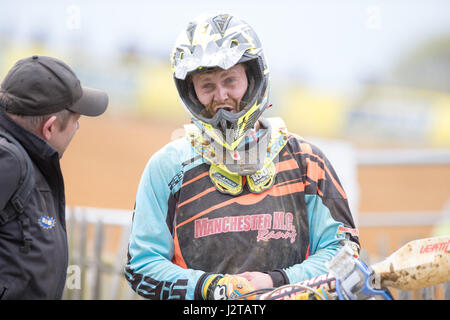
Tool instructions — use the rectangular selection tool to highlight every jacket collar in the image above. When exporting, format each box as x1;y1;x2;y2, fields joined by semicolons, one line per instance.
0;108;60;165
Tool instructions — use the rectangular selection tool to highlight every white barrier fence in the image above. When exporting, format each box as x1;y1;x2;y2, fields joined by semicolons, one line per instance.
64;206;137;300
62;205;449;300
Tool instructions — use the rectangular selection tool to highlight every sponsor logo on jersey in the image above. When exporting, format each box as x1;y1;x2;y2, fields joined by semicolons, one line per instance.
194;211;297;243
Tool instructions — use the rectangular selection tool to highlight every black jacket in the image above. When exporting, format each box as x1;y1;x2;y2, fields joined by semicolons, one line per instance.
0;109;68;299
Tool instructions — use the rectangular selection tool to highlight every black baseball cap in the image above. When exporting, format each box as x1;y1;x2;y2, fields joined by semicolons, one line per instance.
0;55;108;116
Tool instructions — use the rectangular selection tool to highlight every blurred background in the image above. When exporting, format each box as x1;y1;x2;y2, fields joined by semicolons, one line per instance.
0;0;449;299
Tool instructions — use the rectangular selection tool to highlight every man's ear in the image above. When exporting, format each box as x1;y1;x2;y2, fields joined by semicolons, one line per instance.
41;115;58;141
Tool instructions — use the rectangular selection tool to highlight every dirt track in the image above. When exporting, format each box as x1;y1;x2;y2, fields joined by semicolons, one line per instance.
61;113;450;258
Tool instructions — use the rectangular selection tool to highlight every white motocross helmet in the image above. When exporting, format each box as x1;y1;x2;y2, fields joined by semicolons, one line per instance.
170;12;270;152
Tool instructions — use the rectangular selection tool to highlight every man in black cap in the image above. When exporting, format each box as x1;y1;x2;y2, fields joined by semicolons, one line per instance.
0;55;108;299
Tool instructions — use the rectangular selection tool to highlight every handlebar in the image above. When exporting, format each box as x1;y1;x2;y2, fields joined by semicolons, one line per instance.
230;244;393;300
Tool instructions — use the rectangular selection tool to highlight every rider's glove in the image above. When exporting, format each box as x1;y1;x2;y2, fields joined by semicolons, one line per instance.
202;274;255;300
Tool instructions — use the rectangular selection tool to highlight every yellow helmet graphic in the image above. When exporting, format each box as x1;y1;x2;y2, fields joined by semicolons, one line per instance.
171;12;270;151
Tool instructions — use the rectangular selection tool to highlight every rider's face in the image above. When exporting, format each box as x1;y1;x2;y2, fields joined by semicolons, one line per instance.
191;64;248;117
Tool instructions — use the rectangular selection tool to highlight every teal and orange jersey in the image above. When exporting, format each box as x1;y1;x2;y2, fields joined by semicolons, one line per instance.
125;132;359;300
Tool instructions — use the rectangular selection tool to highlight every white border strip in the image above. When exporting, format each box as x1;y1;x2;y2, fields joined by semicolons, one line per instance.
66;206;133;226
66;206;446;228
356;149;450;165
358;211;444;227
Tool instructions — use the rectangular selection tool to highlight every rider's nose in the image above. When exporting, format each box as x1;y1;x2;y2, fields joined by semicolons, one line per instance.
214;85;228;102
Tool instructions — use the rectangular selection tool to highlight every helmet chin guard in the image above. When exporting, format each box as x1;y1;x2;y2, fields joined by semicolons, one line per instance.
185;117;289;195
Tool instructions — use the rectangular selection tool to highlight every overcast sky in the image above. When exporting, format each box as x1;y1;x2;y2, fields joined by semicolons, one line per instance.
1;0;450;88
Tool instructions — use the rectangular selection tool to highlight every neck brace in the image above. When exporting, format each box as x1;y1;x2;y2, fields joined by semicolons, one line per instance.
185;117;289;195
